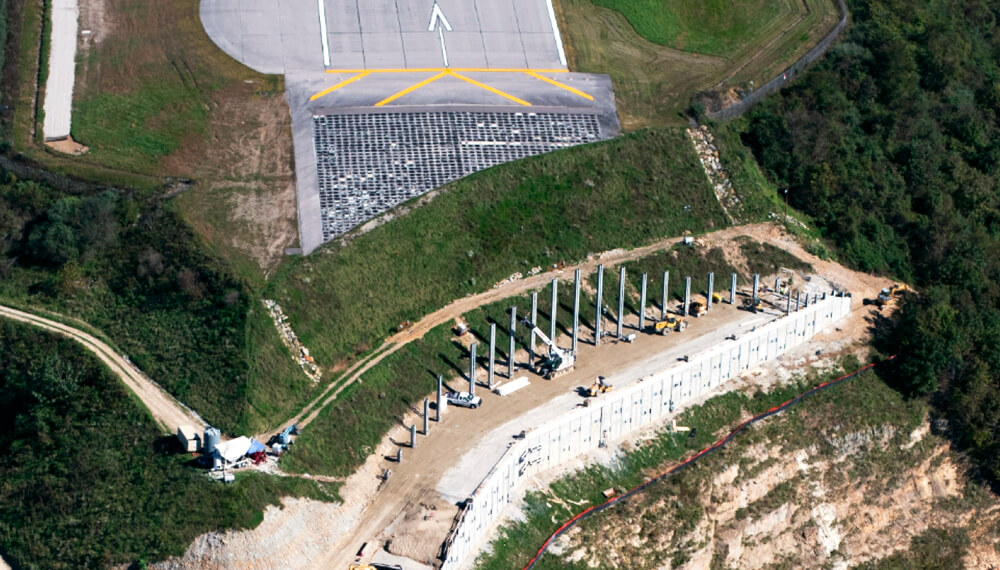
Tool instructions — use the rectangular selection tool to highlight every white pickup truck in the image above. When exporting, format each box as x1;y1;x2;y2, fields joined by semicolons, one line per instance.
445;391;482;409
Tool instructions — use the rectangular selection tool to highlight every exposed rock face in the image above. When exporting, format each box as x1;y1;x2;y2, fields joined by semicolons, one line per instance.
550;417;999;569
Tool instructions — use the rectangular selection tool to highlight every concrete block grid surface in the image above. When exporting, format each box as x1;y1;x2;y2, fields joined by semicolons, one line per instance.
440;294;854;568
312;108;602;241
43;0;80;140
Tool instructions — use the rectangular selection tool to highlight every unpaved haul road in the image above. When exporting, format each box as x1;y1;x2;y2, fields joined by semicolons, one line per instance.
0;305;206;433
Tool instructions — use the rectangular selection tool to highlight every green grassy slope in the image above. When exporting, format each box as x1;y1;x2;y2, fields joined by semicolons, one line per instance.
269;129;728;370
0;319;337;569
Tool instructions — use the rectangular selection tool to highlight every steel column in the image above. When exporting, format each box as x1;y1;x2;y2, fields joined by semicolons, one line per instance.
572;269;581;352
639;273;648;331
530;293;538;366
423;398;429;434
731;273;737;304
508;307;516;378
617;266;626;338
550;278;558;343
796;291;801;311
684;277;691;317
469;343;477;395
662;270;669;319
436;374;444;421
707;272;714;309
488;323;496;389
753;274;760;303
410;424;416;448
595;265;604;345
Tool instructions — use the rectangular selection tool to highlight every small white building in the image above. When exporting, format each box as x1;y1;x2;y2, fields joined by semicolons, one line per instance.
176;425;200;452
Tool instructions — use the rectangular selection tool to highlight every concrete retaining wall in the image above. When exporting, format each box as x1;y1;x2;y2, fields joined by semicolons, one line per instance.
441;293;853;568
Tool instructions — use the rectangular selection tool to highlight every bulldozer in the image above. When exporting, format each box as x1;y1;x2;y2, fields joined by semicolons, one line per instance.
587;376;613;397
875;283;911;308
653;315;687;334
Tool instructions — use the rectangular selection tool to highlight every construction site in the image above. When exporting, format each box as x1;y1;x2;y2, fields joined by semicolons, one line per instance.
146;225;896;570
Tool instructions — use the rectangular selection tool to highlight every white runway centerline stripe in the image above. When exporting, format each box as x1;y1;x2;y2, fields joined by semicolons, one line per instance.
438;27;449;67
317;0;331;67
545;0;567;67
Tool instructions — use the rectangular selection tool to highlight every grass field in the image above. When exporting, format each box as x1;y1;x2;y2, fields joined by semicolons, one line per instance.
557;0;842;127
587;0;791;56
266;128;727;371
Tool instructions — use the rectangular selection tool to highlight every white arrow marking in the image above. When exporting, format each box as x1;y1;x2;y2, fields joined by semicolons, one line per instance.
428;3;452;67
438;27;449;67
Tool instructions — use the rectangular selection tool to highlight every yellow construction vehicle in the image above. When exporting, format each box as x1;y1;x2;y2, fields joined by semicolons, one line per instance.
689;300;707;317
349;563;402;570
742;297;764;313
712;292;722;304
587;376;613;397
653;316;688;334
875;284;911;308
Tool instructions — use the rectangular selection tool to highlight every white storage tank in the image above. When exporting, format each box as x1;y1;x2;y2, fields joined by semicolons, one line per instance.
204;427;221;455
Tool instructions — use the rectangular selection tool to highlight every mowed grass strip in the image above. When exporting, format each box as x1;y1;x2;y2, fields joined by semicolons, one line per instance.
586;0;793;56
268;128;728;369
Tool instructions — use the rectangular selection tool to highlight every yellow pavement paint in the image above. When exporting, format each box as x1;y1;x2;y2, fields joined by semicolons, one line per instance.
325;67;569;74
525;71;594;101
309;71;371;101
374;71;450;107
448;71;531;106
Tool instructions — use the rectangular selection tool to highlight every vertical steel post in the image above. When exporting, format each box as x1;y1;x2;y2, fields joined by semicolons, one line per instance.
786;290;792;314
731;273;737;304
796;291;801;311
752;274;760;303
595;265;604;345
617;266;626;338
436;374;444;421
550;278;558;343
572;269;581;352
684;277;691;317
508;307;516;378
662;270;669;319
410;424;416;448
639;273;648;331
530;293;538;366
488;323;496;389
423;398;429;434
396;448;402;463
707;272;714;309
775;277;780;294
469;343;477;395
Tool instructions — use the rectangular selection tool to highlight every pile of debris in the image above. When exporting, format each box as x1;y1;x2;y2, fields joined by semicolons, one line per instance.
263;299;322;384
687;126;739;222
493;271;524;289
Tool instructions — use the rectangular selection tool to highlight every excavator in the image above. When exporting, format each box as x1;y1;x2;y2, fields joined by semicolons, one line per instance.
742;297;764;313
875;283;911;309
587;376;613;397
522;319;576;379
653;315;688;334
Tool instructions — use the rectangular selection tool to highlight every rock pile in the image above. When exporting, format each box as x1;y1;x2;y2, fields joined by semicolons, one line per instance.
263;299;322;384
688;126;739;222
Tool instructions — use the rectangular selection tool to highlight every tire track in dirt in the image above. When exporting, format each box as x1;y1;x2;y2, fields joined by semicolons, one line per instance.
0;305;206;433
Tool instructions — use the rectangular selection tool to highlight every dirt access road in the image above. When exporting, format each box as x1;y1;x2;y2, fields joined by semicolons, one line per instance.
0;305;206;433
263;222;881;442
